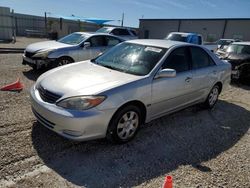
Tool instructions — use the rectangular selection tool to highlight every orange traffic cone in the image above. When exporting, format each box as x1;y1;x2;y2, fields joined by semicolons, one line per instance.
0;78;24;92
163;175;173;188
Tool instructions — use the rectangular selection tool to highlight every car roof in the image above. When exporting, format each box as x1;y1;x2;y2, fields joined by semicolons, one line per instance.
73;32;124;38
231;41;250;45
127;39;189;48
219;39;235;41
100;26;134;30
169;32;202;36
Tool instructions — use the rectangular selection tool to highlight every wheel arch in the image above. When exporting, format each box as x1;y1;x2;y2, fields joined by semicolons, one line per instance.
110;100;147;125
214;81;223;94
57;55;75;62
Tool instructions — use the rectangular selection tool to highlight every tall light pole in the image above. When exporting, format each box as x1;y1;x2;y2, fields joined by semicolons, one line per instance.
121;12;124;27
44;12;51;36
45;12;47;35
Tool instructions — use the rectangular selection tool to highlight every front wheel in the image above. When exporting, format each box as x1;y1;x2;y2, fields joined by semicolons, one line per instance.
107;105;142;144
203;84;220;109
54;57;73;67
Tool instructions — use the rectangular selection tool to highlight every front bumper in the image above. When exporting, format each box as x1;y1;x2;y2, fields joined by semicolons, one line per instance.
30;85;116;141
22;54;55;69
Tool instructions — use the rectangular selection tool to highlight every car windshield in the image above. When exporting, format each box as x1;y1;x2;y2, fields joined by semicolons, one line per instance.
227;44;250;54
94;42;167;76
96;27;112;33
58;33;87;45
166;34;187;42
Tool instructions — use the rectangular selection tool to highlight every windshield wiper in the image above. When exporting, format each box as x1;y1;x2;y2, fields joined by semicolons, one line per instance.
101;64;117;70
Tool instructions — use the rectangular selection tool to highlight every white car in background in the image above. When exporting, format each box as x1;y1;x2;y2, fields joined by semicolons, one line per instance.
96;26;138;40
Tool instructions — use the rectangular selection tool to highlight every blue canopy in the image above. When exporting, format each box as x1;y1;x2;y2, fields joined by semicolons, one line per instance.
54;15;113;25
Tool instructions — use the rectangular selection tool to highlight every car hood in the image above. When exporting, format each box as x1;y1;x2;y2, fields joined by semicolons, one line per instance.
37;61;141;98
25;40;72;53
226;52;250;61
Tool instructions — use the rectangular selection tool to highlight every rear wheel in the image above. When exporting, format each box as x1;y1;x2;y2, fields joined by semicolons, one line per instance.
107;105;141;144
203;84;220;109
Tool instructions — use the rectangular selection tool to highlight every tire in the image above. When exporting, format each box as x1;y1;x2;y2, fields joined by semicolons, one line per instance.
54;57;73;67
202;84;220;109
106;105;142;144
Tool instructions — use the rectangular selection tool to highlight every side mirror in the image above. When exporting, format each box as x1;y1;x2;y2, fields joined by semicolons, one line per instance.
155;68;176;79
83;42;91;48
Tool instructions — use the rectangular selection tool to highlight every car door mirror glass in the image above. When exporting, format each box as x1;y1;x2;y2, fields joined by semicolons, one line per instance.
155;68;176;79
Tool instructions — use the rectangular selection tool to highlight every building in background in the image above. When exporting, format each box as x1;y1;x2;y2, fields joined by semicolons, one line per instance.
0;6;13;41
139;18;250;42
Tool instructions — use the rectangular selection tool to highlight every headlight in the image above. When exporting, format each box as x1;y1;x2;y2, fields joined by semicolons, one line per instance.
32;49;54;58
56;96;106;110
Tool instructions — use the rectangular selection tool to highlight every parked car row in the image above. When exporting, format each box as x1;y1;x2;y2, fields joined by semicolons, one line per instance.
163;31;250;81
26;29;231;143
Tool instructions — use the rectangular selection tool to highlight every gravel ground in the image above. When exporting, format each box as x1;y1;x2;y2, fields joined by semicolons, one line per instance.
0;37;48;49
0;53;249;188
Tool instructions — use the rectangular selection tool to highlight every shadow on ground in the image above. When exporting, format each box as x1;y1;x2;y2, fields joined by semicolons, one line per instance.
23;68;47;81
31;100;250;187
231;79;250;90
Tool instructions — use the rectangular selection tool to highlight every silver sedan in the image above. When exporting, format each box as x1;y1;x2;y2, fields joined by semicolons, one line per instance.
30;40;231;143
23;32;124;69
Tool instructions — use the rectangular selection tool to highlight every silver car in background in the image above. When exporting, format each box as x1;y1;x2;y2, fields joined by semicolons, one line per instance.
30;40;231;143
23;32;124;69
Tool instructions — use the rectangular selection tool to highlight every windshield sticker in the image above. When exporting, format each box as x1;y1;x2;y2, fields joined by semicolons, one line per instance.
145;47;162;53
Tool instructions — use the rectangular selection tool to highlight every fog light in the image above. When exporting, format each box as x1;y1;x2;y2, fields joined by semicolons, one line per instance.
63;130;83;137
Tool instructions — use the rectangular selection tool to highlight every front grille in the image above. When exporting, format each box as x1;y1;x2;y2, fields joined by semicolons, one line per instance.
38;85;62;103
25;51;35;58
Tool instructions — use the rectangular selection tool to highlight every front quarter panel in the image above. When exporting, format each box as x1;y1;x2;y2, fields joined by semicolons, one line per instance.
96;77;151;118
48;46;79;61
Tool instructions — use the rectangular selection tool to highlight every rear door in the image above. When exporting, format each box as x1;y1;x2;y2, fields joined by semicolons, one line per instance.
189;46;218;100
151;47;194;118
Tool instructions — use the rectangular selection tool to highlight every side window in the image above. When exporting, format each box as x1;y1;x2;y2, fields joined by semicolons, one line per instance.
106;36;121;46
111;28;130;36
162;47;190;73
130;30;137;36
87;36;106;47
190;47;215;69
111;29;119;35
198;36;202;45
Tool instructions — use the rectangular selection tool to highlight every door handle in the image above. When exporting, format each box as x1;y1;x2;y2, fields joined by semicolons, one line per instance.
185;77;192;82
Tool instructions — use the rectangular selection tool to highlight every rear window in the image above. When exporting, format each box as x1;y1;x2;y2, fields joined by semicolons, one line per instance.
166;34;187;42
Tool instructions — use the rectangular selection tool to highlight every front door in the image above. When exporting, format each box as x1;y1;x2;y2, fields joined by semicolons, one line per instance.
151;47;194;119
78;36;107;61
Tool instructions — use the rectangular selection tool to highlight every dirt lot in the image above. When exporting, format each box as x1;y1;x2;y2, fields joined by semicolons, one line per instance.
0;53;249;188
0;37;48;49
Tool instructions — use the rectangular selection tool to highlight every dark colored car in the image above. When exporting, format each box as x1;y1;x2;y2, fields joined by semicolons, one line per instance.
220;42;250;81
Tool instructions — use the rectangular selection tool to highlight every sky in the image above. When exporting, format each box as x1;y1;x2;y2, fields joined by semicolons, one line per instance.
1;0;250;27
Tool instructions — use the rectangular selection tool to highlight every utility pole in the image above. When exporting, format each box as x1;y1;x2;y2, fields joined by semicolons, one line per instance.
121;12;124;27
11;9;16;43
45;12;47;37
